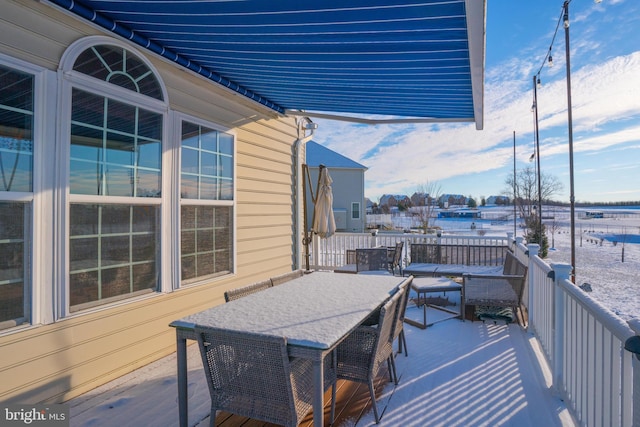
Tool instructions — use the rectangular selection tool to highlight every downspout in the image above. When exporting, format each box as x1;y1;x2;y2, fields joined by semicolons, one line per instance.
294;117;317;270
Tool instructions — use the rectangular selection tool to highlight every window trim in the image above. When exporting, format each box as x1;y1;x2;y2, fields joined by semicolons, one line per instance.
172;111;237;289
351;202;361;220
58;38;170;318
0;52;55;330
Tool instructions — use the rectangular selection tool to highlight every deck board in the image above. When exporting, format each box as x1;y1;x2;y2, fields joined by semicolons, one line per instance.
68;304;572;427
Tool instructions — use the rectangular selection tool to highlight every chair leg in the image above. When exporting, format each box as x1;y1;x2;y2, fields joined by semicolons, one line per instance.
386;358;394;382
209;407;216;427
330;383;337;425
368;380;380;423
389;356;398;385
398;329;409;357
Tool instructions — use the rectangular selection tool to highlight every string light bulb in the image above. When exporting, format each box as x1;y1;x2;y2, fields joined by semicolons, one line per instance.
537;77;541;88
548;55;553;67
563;9;570;28
531;102;536;112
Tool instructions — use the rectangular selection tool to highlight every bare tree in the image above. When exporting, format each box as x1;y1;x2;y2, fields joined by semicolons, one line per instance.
504;167;562;257
503;166;563;220
547;207;561;248
414;181;442;234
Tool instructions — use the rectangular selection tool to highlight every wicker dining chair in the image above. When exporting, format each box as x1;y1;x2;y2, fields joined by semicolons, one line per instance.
196;326;335;427
223;279;272;302
332;289;402;423
270;269;304;286
356;248;389;273
393;276;413;357
388;241;404;276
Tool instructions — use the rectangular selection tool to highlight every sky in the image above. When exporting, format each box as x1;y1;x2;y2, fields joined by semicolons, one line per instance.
310;0;640;204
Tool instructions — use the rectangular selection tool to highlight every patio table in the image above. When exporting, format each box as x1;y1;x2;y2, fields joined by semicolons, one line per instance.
170;271;406;427
405;277;463;329
403;263;502;277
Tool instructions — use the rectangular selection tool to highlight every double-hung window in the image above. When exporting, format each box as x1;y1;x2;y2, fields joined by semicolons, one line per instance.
66;43;165;312
179;121;234;283
0;64;34;329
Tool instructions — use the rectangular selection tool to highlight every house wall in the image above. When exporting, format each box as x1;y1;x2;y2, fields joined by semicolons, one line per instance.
306;167;365;233
0;0;300;404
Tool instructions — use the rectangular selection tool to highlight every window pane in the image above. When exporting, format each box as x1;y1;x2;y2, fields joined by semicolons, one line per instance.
73;45;163;101
0;65;34;193
200;128;217;152
71;89;162;197
180;121;234;201
0;202;29;328
69;203;159;312
218;133;233;156
181;206;233;282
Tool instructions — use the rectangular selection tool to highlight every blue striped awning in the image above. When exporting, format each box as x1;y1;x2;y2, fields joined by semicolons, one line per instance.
48;0;485;129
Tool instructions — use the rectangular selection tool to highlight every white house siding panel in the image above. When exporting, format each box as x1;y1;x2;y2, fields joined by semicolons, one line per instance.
0;0;299;404
306;167;366;233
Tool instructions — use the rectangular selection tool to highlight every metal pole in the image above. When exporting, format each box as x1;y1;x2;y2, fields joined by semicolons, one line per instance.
513;131;517;236
533;75;543;244
564;1;577;283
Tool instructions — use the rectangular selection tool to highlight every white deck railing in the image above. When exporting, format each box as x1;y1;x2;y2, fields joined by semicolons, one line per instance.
310;232;640;426
310;232;509;270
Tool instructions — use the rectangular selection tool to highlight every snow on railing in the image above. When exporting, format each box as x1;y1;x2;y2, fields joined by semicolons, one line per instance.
524;246;636;427
310;232;510;270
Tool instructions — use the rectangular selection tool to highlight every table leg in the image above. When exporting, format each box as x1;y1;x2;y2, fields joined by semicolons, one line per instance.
313;357;324;426
176;333;188;427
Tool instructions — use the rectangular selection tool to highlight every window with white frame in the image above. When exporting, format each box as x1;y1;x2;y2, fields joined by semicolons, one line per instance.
180;121;234;283
0;64;33;329
67;44;164;312
351;202;360;219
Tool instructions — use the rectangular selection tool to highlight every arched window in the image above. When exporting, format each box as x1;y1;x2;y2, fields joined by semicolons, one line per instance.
63;39;166;313
72;44;163;100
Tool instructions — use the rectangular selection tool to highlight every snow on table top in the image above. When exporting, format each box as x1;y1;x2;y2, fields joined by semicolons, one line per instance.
175;272;406;349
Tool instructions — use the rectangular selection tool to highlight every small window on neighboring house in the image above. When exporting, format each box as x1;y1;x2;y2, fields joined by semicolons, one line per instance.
0;64;34;329
180;121;234;283
351;202;360;219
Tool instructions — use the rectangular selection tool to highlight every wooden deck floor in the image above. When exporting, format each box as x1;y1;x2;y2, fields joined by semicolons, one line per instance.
69;303;573;427
211;374;391;426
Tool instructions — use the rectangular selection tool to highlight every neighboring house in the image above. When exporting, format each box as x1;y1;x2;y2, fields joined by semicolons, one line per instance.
0;0;484;407
487;195;510;205
379;194;411;209
305;141;368;232
439;194;468;207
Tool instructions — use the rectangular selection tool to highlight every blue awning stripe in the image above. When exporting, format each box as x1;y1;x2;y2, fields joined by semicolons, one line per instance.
49;0;285;114
46;0;484;122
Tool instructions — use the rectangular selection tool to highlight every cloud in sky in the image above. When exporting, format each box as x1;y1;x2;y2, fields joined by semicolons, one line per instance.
310;0;640;203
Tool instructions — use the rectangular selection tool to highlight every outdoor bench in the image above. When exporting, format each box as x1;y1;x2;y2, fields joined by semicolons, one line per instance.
403;242;509;277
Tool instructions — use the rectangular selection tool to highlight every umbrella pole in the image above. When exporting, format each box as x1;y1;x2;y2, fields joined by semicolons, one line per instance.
302;164;313;271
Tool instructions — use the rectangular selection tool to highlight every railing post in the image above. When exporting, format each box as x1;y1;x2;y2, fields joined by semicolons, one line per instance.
551;262;572;394
626;318;640;427
370;229;378;248
526;244;539;330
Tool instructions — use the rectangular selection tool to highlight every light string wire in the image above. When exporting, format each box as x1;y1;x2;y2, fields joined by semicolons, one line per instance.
534;1;569;81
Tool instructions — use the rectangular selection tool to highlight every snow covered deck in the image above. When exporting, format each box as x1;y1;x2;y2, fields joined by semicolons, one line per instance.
68;305;575;427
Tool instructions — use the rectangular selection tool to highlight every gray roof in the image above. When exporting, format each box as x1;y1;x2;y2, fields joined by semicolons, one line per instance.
306;141;367;170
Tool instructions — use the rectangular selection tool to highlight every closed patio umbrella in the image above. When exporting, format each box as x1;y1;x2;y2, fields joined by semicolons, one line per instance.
303;164;336;270
312;166;336;239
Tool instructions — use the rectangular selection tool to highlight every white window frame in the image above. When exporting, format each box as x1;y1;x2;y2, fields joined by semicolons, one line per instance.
0;52;56;332
57;37;170;318
351;202;361;220
172;112;237;289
